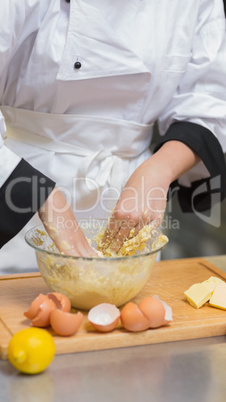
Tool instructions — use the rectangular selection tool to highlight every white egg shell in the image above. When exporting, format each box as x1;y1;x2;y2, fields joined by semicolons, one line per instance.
88;303;120;332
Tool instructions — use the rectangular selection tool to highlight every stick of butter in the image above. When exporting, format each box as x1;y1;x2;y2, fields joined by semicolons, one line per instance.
209;282;226;310
184;276;224;309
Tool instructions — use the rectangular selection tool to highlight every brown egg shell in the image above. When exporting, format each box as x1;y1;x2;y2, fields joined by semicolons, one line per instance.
138;296;166;328
24;293;48;319
88;303;120;333
47;292;71;312
50;309;83;336
120;302;150;332
31;298;57;327
153;296;173;325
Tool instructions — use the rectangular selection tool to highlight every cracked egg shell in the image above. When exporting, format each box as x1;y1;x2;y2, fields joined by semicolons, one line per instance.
24;294;48;320
47;292;71;312
120;302;150;332
88;303;120;332
152;295;173;324
138;296;166;328
50;309;83;336
31;298;57;327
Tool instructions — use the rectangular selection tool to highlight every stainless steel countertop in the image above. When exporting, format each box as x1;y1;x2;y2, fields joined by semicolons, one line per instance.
1;255;226;402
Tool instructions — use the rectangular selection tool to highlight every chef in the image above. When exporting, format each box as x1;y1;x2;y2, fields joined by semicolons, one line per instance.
0;0;226;271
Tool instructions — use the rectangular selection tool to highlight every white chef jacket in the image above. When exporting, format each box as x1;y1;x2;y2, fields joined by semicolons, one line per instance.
0;0;226;271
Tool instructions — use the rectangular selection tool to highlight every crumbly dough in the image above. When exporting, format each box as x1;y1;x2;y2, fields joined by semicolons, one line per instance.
96;225;168;257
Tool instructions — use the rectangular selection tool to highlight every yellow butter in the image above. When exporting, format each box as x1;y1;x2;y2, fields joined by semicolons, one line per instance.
184;276;224;309
209;282;226;310
205;276;224;286
184;283;213;309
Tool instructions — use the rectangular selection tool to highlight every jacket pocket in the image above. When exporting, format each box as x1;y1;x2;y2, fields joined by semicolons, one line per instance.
158;53;192;96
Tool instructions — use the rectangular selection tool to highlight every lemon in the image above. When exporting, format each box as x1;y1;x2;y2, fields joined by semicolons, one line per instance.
8;327;55;374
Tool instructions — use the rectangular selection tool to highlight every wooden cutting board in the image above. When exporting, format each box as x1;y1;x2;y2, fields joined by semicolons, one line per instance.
1;257;226;360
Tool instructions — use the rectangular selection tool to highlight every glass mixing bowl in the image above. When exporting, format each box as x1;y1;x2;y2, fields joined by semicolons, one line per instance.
25;219;168;310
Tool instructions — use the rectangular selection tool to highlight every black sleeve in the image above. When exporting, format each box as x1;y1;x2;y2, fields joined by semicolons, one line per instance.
0;158;56;248
154;121;226;212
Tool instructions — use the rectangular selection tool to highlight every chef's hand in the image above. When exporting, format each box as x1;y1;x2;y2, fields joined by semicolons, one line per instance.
102;140;200;254
38;187;96;257
101;160;167;254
